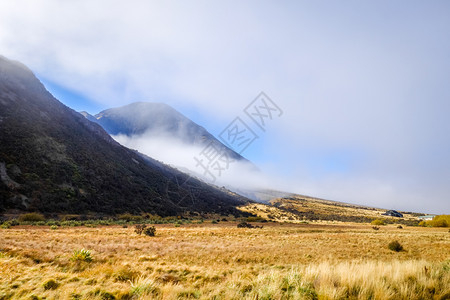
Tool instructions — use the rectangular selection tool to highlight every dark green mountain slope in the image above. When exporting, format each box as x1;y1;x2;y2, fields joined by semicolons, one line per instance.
0;56;248;215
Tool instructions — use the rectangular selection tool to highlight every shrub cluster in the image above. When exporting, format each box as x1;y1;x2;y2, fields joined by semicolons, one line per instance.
371;219;385;226
237;222;263;229
135;224;156;236
419;215;450;227
18;213;45;222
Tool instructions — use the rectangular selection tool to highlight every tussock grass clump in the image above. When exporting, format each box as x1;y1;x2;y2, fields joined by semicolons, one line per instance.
388;240;404;252
42;279;59;290
71;249;93;262
130;276;160;298
18;212;45;222
114;266;140;282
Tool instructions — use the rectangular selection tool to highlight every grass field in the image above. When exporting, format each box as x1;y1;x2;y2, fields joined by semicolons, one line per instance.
1;222;449;299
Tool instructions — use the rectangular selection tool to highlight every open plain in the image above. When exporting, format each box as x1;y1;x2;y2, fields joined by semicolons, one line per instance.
1;222;449;299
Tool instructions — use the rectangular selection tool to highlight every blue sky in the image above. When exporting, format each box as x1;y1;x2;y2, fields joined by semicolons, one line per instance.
1;0;449;213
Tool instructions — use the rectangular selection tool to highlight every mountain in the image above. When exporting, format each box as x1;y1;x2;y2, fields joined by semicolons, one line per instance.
83;102;249;163
0;55;249;215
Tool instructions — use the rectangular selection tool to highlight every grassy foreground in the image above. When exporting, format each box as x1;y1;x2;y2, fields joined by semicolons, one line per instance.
1;222;449;299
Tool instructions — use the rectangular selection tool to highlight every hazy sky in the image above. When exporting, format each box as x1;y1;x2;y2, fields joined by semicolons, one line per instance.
1;0;449;213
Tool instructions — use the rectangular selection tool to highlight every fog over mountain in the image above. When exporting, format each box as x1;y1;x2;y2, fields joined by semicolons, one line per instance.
81;102;270;192
0;55;249;215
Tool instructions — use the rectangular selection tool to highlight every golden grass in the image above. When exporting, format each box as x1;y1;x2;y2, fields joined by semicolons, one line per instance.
0;223;449;299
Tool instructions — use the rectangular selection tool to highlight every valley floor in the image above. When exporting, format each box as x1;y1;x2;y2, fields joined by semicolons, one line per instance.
1;222;449;299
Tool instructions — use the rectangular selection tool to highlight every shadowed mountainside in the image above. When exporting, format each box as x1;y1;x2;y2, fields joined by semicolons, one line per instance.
0;55;249;216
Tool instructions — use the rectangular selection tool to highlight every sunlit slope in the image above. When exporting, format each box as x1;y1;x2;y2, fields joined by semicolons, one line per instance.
239;194;420;224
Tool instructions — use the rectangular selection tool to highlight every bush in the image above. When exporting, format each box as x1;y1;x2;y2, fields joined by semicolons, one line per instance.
50;225;58;230
371;219;385;226
428;215;450;227
135;224;146;235
42;279;59;290
237;222;254;228
372;226;380;230
419;221;427;227
237;222;263;229
1;221;12;229
18;213;45;222
388;240;404;252
71;249;93;262
144;226;156;237
135;224;156;236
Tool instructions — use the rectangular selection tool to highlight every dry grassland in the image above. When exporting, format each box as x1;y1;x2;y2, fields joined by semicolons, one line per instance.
238;196;419;223
1;223;449;299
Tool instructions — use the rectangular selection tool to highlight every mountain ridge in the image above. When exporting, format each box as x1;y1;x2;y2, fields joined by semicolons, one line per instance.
0;55;249;216
82;102;250;163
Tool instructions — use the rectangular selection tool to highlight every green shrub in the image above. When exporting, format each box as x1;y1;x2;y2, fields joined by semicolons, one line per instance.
371;219;385;226
388;240;403;252
1;221;12;229
418;220;427;227
18;213;45;222
42;279;59;290
71;249;93;262
50;225;58;230
429;215;450;227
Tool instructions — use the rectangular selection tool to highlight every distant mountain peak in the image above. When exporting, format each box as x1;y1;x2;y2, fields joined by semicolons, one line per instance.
82;101;249;163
